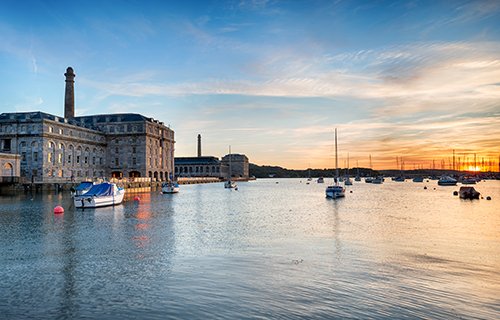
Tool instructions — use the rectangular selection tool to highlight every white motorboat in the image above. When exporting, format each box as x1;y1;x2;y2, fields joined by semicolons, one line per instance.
326;128;345;199
162;181;180;193
74;182;125;208
326;183;345;199
438;176;457;186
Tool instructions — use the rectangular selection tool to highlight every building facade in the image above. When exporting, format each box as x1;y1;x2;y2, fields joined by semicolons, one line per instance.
174;134;249;179
0;152;20;184
0;67;174;183
221;154;249;179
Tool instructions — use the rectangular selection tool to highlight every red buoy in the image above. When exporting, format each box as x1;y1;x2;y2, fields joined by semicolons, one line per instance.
54;206;64;214
134;196;141;201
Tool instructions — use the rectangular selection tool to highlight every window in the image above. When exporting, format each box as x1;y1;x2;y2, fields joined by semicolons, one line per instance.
68;155;71;163
48;126;53;133
33;152;38;162
132;147;136;153
59;128;63;134
21;152;26;162
48;153;53;163
58;154;63;163
1;139;11;151
92;157;96;165
76;156;80;164
115;158;119;166
115;147;119;153
132;158;137;165
84;156;88;164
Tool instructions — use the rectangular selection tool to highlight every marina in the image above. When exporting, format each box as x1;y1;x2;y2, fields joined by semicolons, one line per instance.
1;178;499;319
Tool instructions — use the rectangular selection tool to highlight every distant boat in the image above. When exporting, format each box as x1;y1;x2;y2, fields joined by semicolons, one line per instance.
344;153;353;185
394;176;405;182
317;177;324;183
162;181;180;194
354;161;361;181
372;176;383;184
225;146;237;189
438;176;457;186
74;182;125;208
344;177;353;185
412;177;424;182
365;177;374;183
326;128;345;199
459;186;480;199
461;177;477;184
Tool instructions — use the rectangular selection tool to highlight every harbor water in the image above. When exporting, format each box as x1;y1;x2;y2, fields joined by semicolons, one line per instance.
1;179;499;319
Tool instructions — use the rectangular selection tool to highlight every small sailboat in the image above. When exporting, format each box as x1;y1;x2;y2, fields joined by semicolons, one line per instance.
225;146;237;189
354;161;361;181
344;153;353;185
74;182;125;208
326;128;345;199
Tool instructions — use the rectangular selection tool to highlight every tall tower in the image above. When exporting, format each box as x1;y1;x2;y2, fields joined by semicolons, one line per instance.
64;67;75;118
197;134;202;157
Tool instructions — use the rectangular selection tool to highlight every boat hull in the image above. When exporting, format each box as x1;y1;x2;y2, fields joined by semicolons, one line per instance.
74;190;125;208
162;186;180;193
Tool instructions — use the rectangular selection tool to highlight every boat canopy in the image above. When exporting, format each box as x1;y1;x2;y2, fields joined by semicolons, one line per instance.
75;181;93;191
82;183;114;196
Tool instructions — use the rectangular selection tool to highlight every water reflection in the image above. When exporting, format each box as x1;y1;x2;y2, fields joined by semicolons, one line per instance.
0;180;499;319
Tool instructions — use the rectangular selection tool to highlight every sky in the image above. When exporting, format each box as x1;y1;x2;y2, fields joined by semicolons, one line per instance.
1;0;499;170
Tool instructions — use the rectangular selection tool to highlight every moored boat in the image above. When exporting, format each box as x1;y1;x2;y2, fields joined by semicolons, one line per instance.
317;177;324;183
74;182;125;208
438;176;457;186
326;128;345;199
459;186;480;199
412;177;424;182
162;181;180;193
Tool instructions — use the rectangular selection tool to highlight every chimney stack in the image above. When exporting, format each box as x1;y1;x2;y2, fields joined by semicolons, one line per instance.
197;134;202;157
64;67;75;118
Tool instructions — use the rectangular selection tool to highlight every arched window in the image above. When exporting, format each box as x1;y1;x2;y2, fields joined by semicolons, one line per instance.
48;141;55;164
58;143;65;164
2;163;13;177
76;146;82;164
68;145;74;164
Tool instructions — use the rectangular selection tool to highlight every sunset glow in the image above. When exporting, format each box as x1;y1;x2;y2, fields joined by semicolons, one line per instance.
0;1;499;170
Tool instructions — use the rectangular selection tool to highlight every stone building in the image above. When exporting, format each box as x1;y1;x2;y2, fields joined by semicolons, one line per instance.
0;67;174;183
221;154;249;179
174;134;249;179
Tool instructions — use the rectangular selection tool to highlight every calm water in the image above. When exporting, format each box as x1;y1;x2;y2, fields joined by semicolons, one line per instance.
1;179;499;319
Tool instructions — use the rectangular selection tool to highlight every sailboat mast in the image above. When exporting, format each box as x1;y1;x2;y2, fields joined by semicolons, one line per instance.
229;145;232;179
335;128;339;178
